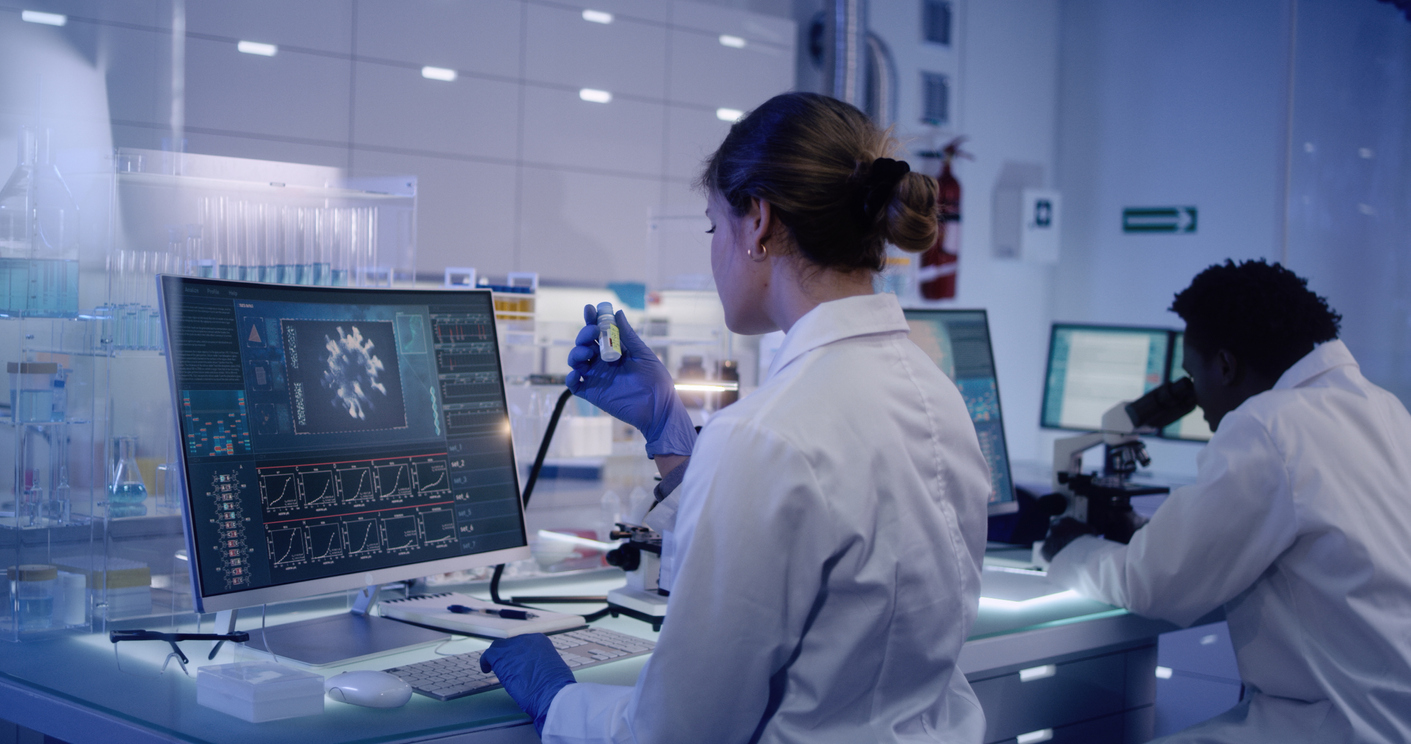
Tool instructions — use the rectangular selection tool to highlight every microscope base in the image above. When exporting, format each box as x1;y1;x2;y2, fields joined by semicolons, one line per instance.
606;587;668;632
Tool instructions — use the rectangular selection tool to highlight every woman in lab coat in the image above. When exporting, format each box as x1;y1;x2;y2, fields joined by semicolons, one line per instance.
481;92;993;743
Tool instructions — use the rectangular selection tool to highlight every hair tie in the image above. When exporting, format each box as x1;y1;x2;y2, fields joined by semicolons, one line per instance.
855;157;911;223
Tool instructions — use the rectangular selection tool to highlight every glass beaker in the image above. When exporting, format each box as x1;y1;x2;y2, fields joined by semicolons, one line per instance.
9;564;57;632
108;436;148;518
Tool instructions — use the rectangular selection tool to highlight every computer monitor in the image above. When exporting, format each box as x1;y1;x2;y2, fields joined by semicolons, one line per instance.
1041;323;1171;432
159;276;530;663
1162;332;1214;441
904;309;1017;516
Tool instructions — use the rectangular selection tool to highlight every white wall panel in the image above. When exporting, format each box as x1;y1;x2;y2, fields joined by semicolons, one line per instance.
185;37;351;143
355;150;519;279
545;0;669;25
654;181;713;289
671;1;793;47
185;0;353;55
182;131;351;168
664;104;728;181
355;0;521;79
668;28;791;111
518;167;660;285
524;3;666;99
353;61;520;160
98;24;168;127
20;0;163;28
521;86;663;176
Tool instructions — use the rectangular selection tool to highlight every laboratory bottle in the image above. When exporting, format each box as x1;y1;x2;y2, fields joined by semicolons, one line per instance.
108;436;149;518
597;302;622;362
677;355;707;409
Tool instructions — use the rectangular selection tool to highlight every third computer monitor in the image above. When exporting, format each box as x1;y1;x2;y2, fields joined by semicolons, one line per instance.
1041;323;1211;442
1041;323;1171;432
904;309;1017;515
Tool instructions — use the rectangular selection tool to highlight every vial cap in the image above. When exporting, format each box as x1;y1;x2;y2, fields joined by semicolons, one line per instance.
8;564;58;582
596;302;614;317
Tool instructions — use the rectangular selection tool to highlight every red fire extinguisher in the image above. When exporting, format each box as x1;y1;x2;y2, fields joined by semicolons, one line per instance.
919;137;971;300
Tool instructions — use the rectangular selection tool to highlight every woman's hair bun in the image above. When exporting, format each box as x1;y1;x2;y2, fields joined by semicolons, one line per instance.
698;92;940;273
882;172;939;254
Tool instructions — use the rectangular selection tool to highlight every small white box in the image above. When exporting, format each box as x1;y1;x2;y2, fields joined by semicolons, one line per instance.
197;661;325;722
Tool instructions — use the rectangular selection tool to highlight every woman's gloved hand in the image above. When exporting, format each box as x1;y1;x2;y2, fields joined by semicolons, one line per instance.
566;304;697;458
480;634;575;736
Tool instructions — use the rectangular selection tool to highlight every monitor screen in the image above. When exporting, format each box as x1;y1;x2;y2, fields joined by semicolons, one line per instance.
1162;332;1214;441
904;309;1017;515
1041;324;1171;431
160;277;530;613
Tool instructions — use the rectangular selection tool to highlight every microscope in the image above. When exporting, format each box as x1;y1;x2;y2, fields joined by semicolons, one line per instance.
604;523;669;631
1046;378;1197;544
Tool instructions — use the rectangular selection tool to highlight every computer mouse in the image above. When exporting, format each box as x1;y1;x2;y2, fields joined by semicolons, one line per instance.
324;670;413;708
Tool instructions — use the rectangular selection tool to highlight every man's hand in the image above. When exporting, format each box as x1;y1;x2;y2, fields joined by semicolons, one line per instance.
1041;517;1100;562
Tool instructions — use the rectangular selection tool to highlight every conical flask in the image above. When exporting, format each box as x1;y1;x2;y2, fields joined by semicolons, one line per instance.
108;436;148;518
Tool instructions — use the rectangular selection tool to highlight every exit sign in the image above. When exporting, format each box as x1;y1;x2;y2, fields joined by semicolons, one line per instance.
1123;207;1197;233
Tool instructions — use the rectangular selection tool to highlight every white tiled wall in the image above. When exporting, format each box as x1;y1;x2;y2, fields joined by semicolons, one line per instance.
3;0;795;288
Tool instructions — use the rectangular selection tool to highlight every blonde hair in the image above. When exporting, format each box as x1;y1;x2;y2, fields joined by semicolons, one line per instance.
699;92;937;271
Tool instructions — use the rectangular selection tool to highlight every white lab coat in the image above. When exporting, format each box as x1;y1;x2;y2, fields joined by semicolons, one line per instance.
543;293;991;744
1048;340;1411;743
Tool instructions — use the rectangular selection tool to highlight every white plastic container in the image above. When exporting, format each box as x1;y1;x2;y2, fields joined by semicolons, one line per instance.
196;661;325;722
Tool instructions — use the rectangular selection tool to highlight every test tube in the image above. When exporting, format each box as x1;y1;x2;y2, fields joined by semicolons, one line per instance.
276;206;295;284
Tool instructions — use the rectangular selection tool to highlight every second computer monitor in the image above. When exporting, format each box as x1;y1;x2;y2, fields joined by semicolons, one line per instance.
1041;323;1171;432
904;309;1017;515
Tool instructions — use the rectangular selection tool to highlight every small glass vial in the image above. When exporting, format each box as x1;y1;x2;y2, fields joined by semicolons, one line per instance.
108;436;149;518
9;564;57;632
597;302;622;362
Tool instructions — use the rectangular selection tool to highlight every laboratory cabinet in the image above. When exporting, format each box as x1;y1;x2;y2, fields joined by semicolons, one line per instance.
968;642;1158;744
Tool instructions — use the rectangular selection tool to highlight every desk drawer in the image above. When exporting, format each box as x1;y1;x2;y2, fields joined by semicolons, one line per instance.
995;709;1130;744
973;652;1127;743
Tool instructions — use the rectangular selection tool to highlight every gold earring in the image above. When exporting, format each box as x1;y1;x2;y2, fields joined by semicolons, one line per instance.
749;242;769;262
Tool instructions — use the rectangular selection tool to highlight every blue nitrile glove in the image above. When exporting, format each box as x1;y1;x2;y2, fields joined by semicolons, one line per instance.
565;304;697;458
480;634;576;736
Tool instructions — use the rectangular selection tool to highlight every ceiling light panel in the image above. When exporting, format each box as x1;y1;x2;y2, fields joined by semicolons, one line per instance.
237;40;278;57
579;88;612;104
21;10;67;26
582;9;613;24
421;66;457;82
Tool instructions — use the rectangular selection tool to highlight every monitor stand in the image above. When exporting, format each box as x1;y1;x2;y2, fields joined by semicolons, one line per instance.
214;585;450;667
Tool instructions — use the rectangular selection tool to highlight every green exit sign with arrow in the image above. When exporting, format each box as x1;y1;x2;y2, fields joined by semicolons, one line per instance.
1123;207;1197;233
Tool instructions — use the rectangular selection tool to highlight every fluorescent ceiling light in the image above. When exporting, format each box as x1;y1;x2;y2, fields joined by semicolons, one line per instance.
237;40;278;57
719;34;746;48
716;108;744;122
538;530;616;552
582;9;613;24
579;88;612;104
421;66;457;82
21;10;67;26
1017;730;1053;744
1155;666;1173;679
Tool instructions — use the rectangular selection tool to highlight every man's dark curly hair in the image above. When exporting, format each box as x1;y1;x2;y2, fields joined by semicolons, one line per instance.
1171;259;1341;379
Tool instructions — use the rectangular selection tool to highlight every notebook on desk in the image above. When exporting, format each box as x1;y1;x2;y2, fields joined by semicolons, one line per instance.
379;593;585;638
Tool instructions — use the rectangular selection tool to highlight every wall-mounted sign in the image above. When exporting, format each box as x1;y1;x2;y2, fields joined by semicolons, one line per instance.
1123;207;1197;233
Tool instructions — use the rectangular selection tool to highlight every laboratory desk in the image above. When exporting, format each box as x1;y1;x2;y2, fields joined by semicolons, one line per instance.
0;562;1173;744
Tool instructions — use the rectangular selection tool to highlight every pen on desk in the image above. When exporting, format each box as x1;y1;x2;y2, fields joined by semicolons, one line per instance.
447;604;538;620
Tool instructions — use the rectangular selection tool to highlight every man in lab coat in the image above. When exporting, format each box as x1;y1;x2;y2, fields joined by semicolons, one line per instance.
1043;259;1411;743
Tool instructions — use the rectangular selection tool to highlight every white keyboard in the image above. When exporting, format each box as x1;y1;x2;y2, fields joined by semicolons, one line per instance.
382;627;655;701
